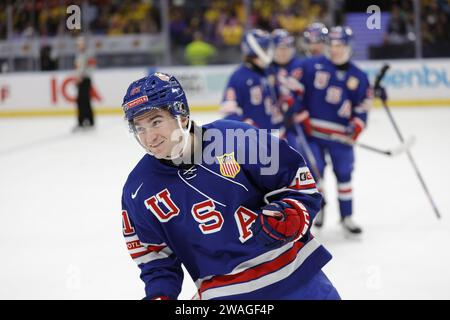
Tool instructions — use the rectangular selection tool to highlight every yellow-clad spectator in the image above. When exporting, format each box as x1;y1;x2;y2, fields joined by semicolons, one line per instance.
278;12;310;34
205;3;221;24
221;17;243;46
128;1;151;23
108;13;125;35
185;31;217;65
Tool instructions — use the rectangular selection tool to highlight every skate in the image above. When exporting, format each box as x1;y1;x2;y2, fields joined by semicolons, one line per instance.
72;119;95;133
341;216;362;234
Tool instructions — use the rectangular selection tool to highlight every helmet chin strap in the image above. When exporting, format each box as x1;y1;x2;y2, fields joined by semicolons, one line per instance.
165;116;192;161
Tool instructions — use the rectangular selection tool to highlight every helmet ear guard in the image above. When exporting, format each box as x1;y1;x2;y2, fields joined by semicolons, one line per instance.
171;101;189;118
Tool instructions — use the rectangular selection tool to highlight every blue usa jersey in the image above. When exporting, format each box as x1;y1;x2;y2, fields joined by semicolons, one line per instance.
270;55;306;116
270;55;307;126
121;120;331;300
300;56;372;137
221;63;284;130
271;55;305;96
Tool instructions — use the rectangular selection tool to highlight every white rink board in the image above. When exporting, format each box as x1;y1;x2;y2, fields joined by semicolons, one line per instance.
1;59;450;115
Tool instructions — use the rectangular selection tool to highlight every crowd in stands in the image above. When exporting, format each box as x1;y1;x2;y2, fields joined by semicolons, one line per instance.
0;0;160;39
0;0;328;43
1;0;449;62
384;0;450;46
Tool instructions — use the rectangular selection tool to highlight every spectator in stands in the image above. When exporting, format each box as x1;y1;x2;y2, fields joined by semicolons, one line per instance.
384;4;409;45
422;0;450;44
40;44;58;71
170;8;192;47
184;31;217;65
218;15;243;47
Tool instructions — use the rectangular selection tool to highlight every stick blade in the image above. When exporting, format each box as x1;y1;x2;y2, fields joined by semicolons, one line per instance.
389;136;416;156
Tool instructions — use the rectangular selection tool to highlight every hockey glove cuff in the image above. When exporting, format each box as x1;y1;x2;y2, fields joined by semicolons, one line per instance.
346;117;365;141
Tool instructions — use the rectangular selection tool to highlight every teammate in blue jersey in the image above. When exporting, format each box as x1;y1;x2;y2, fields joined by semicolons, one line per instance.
120;72;340;300
269;29;306;150
302;22;328;57
221;29;285;133
294;26;373;233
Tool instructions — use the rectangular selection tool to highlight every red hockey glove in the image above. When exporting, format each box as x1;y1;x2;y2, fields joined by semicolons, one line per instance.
346;117;364;141
251;199;311;248
293;110;313;136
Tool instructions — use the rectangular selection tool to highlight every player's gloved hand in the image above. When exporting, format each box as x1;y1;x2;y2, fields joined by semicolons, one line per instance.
374;86;387;101
284;77;304;97
251;199;311;248
293;110;313;136
279;94;295;112
346;118;364;141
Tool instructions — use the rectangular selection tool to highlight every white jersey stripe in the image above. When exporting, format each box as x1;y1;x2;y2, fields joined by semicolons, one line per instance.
132;250;170;265
263;187;319;204
310;119;347;133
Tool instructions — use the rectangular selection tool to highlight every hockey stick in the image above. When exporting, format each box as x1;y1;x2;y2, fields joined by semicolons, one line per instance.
310;130;414;156
375;64;442;219
293;124;322;181
293;124;327;226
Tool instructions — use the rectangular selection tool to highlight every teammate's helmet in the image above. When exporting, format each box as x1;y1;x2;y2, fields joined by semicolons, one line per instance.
303;23;328;44
241;29;274;66
122;72;189;122
327;26;353;46
271;28;295;65
272;29;294;48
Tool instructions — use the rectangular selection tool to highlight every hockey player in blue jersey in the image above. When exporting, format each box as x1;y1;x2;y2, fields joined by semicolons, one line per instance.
302;22;328;57
120;72;340;300
297;22;329;227
294;26;373;233
270;29;328;230
221;29;284;133
269;29;306;150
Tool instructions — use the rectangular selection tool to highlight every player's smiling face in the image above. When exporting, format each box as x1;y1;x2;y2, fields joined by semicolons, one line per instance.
133;109;187;159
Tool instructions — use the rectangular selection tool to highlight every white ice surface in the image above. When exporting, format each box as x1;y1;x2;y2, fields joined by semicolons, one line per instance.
0;107;449;300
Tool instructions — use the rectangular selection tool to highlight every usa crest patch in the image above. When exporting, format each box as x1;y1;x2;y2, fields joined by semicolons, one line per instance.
217;152;241;178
